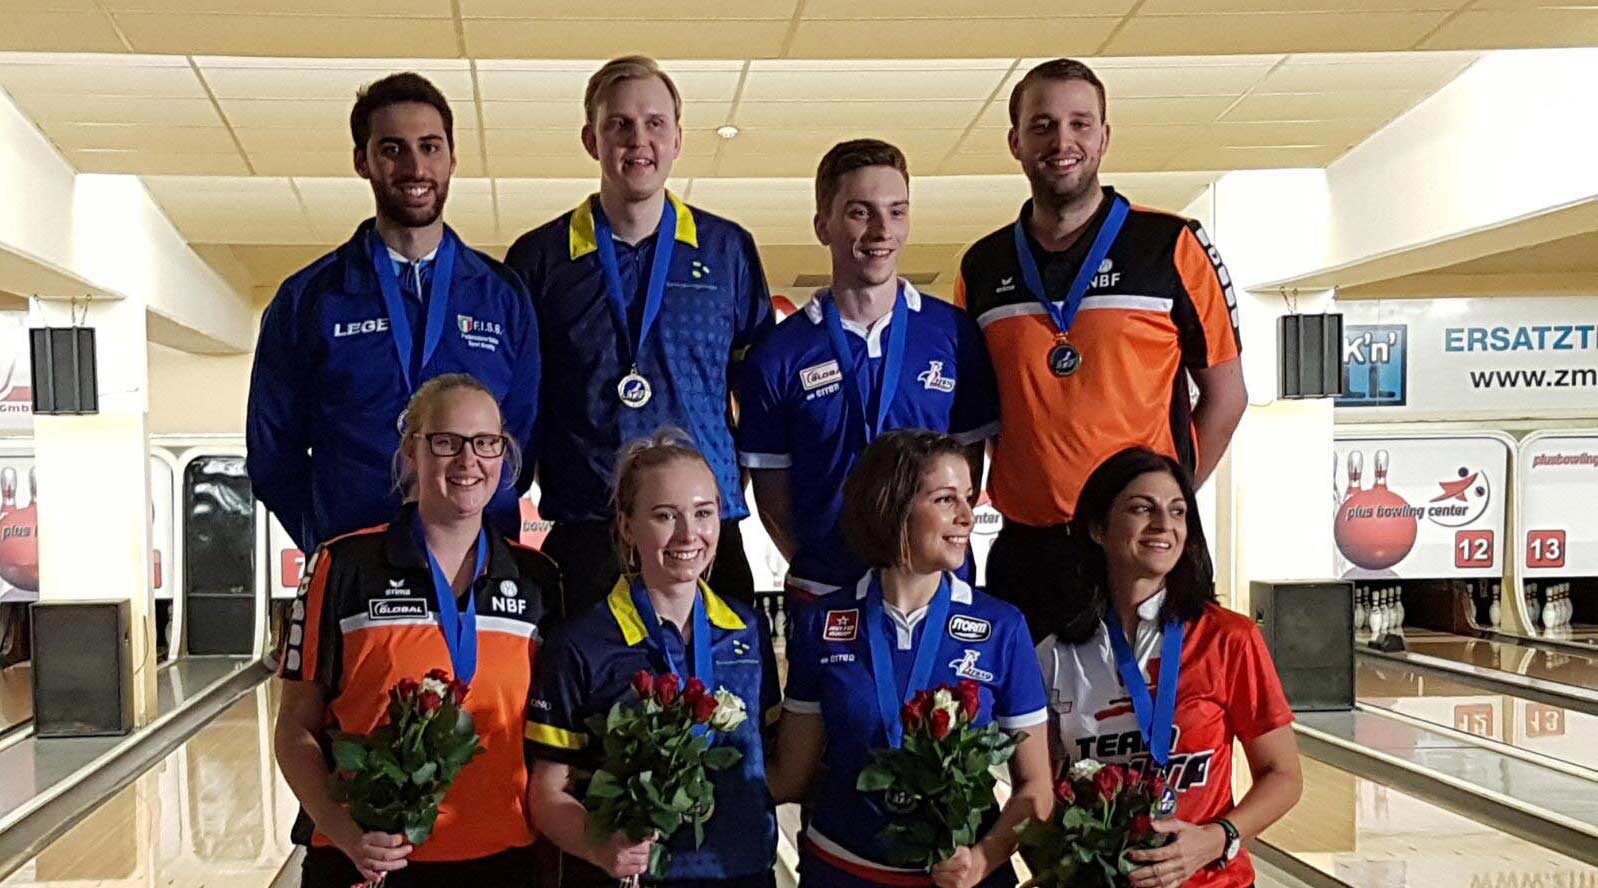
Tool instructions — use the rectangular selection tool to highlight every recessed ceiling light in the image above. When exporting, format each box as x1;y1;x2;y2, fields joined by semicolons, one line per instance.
716;125;740;139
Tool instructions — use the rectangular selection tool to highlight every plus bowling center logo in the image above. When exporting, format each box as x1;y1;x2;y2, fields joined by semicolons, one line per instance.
1334;448;1492;572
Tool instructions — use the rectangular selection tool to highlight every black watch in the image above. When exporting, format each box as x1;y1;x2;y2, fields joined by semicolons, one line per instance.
1210;818;1241;870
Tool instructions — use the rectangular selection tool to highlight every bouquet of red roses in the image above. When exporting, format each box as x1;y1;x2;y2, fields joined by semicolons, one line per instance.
1017;759;1174;887
855;680;1021;869
581;670;749;878
329;669;486;847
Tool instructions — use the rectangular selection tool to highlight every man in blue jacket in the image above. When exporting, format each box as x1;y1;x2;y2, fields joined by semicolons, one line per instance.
247;73;539;553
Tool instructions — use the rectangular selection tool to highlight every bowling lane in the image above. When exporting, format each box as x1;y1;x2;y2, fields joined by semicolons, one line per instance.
1357;655;1598;775
0;680;295;887
1394;630;1598;694
1251;754;1598;885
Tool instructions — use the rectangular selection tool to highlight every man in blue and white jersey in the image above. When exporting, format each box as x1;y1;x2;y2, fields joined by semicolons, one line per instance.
736;139;999;601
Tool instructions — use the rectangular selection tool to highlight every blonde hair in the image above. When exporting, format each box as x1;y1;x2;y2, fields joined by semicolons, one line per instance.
611;427;717;575
584;55;683;125
391;373;521;497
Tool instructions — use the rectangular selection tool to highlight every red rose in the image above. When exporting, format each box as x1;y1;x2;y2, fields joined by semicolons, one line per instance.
425;667;450;683
691;694;718;724
1094;766;1124;800
955;681;981;722
447;679;470;705
930;708;953;739
397;678;420;699
420;690;443;714
1054;779;1076;804
631;670;655;699
683;677;707;704
1130;815;1154;840
655;673;681;706
909;690;934;720
901;702;923;732
1125;767;1146;790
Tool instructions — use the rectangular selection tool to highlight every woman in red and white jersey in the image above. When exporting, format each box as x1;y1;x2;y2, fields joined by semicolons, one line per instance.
1035;447;1302;888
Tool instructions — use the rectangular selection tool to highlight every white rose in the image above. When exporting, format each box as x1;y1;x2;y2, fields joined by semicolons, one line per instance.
932;689;960;720
1067;759;1104;782
420;676;450;698
708;686;748;733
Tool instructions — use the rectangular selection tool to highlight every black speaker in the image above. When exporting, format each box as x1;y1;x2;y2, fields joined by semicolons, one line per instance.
30;326;98;415
1250;580;1354;711
30;599;134;737
1277;313;1345;400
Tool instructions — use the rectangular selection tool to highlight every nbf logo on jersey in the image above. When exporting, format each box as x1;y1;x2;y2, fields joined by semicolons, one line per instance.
917;361;956;393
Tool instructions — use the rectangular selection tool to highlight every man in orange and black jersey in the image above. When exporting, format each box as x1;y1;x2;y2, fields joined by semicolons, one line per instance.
278;504;560;886
953;59;1248;640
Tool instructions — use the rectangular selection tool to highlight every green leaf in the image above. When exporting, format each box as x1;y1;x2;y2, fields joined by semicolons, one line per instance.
586;771;624;800
410;761;438;786
856;766;895;793
701;746;741;771
331;740;368;773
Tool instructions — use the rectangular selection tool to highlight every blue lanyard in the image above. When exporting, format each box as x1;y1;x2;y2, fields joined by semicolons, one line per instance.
371;229;457;391
629;577;713;685
820;283;908;444
1104;612;1184;767
592;198;677;373
417;524;487;685
864;571;952;749
1011;194;1129;338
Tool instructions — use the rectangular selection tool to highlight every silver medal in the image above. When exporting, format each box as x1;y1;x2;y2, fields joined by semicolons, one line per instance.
617;370;652;409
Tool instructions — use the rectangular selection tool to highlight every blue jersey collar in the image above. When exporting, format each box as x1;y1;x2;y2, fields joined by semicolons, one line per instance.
849;570;973;605
341;219;486;294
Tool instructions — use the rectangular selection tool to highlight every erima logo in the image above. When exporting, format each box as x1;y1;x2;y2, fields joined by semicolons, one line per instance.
384;578;411;597
949;649;995;682
948;615;991;642
995;276;1016;294
917;360;956;393
801;360;843;392
334;318;390;338
368;598;427;620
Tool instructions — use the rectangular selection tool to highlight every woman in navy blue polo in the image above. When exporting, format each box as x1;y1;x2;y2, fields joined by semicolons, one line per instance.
769;429;1054;888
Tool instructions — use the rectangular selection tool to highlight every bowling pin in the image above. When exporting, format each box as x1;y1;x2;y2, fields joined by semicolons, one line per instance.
1374;450;1391;489
1542;585;1558;629
1346;451;1364;496
1393;587;1405;627
1561;585;1572;626
0;467;15;513
1353;588;1367;631
1373;590;1389;635
1489;583;1502;627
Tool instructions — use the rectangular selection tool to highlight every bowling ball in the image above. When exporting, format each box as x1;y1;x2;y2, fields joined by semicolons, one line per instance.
0;505;39;591
1335;487;1416;571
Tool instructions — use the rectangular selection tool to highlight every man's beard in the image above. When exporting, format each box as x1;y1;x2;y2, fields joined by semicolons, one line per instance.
1029;156;1101;213
373;179;449;229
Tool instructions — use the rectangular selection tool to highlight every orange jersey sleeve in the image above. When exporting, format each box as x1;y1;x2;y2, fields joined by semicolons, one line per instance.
1173;223;1241;368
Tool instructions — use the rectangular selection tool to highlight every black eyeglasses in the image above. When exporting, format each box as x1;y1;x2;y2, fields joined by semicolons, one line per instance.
419;432;507;459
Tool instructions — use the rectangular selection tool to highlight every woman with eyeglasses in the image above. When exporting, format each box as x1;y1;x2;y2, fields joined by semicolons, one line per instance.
275;373;562;888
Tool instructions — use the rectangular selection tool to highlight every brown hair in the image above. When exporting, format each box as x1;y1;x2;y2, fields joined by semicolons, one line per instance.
815;138;909;214
840;429;970;570
392;373;520;496
584;55;683;125
1007;58;1107;127
351;72;454;150
611;428;718;574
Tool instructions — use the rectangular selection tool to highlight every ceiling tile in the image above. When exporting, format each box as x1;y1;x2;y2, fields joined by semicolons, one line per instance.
979;94;1239;127
215;98;351;128
69;148;250;175
116;14;459;57
1260;52;1476;91
104;0;451;11
1095;61;1277;98
1137;0;1459;10
1165;143;1343;170
0;56;204;97
249;151;366;177
1419;9;1598;50
14;94;222;126
44;122;239;153
494;178;602;223
803;0;1136;15
0;13;128;53
198;60;473;100
741;60;1012;103
463;0;797;16
464;20;788;59
1221;89;1427;122
733;99;983;130
1104;12;1453;55
784;18;1121;58
490;155;607;178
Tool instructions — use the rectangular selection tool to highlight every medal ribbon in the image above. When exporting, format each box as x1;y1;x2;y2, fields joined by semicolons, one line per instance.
630;577;714;685
1104;611;1185;767
864;571;952;749
820;282;909;444
371;229;457;391
1011;194;1129;339
593;197;677;377
417;523;488;685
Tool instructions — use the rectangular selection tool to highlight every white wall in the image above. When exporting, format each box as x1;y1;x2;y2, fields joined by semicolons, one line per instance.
148;344;253;436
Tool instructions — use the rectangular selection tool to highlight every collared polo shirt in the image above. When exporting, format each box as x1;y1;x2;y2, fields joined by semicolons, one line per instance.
525;578;780;880
735;283;998;596
504;193;773;523
278;503;561;862
954;187;1241;526
1037;596;1294;888
783;573;1047;884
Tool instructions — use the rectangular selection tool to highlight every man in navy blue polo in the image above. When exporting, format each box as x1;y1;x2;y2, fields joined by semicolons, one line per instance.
504;56;773;612
736;139;999;602
247;73;539;553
